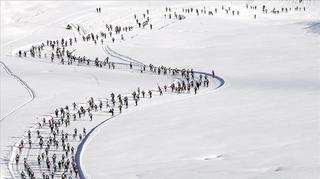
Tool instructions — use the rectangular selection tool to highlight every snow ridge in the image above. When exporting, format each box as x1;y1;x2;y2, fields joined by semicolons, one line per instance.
0;61;36;121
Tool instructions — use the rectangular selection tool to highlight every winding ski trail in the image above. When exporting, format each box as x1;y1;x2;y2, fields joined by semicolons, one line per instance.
74;47;225;179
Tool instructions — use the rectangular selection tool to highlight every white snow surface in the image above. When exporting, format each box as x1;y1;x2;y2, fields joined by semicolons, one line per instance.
1;1;320;179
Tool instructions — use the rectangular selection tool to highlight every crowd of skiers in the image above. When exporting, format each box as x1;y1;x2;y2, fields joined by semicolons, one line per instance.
15;37;216;178
15;30;216;88
16;35;215;96
13;2;311;178
14;68;213;177
12;6;223;179
17;2;310;60
133;9;154;29
17;37;77;63
16;111;83;178
164;1;308;21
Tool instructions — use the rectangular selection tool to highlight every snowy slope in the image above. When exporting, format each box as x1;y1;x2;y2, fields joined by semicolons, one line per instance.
81;1;320;178
1;1;320;179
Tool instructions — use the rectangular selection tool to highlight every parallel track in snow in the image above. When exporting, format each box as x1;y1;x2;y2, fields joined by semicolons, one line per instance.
104;46;225;89
105;46;145;66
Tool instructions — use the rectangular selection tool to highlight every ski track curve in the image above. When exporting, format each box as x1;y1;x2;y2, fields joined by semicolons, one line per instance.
104;46;225;89
74;47;225;179
0;61;36;121
106;46;145;66
75;115;118;179
103;46;143;67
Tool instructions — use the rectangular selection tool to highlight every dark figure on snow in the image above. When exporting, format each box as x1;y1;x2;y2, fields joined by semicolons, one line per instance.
109;108;114;116
89;113;93;121
148;90;152;98
134;98;138;106
118;104;122;113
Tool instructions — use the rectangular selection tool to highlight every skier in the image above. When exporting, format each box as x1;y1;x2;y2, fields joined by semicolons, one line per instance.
118;104;122;113
55;109;59;117
20;171;25;178
134;98;138;106
148;90;152;98
132;91;137;99
15;154;20;164
109;108;114;116
28;139;32;148
37;155;41;165
158;86;163;96
124;96;128;108
83;128;86;136
89;113;93;121
99;100;103;110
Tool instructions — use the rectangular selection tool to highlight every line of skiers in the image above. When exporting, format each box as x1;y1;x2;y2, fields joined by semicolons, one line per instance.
134;9;153;29
169;5;239;18
105;24;133;34
166;2;307;21
16;33;216;86
164;7;186;20
248;3;307;18
247;3;306;15
15;64;216;178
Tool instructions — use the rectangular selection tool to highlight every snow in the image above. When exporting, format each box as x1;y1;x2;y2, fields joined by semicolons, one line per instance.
1;1;320;179
0;63;29;118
